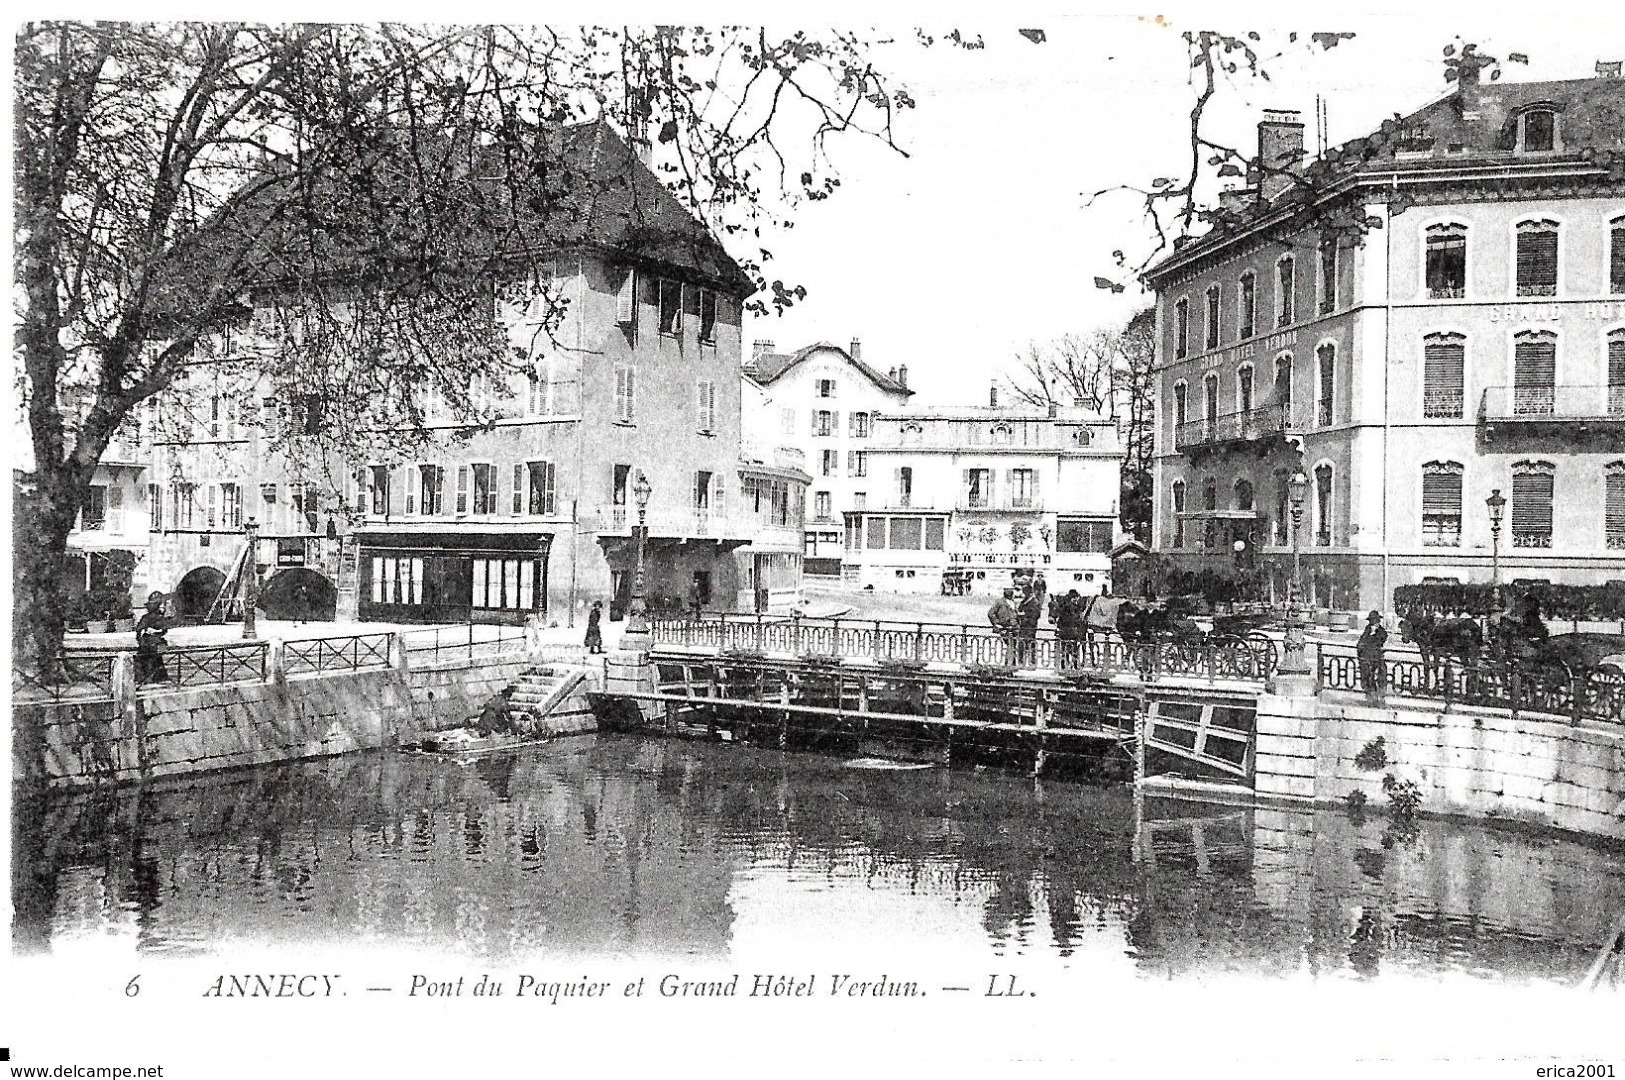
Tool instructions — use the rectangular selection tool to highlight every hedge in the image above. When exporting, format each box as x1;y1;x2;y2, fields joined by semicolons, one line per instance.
1393;581;1625;622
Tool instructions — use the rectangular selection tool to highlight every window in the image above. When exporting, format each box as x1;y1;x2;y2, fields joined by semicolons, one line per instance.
1173;381;1188;429
82;485;107;530
1234;479;1254;511
659;279;683;335
1612;216;1625;295
896;466;913;508
1273;471;1291;546
1512;330;1557;415
1425;223;1467;299
1175;298;1190;359
780;407;796;436
1273;354;1293;411
1610;329;1625;415
614;365;636;424
1316;343;1336;427
1276;255;1295;327
1515;220;1559;297
1314;463;1334;546
925;518;946;550
815;491;833;520
821;449;838;477
221;482;242;529
419;465;444;515
1511;460;1555;548
963;468;991;509
813;410;836;436
991;422;1013;446
1422;333;1466;418
850;412;871;438
455;465;470;514
1521;108;1556;152
699;288;717;343
816;378;836;398
471;557;538;612
848;450;869;477
149;483;162;531
696;380;717;433
1009;468;1037;509
1607;462;1625;550
471;464;495;515
1238;272;1257;340
528;360;554;416
853;492;867;511
1237;363;1255;414
1203;372;1219;429
1056;519;1114;553
901;422;922;444
1171;480;1186;548
1318;236;1339;314
1201;476;1217;547
176;483;196;528
369;465;390;516
866;517;886;549
1204;284;1221;350
1421;461;1464;547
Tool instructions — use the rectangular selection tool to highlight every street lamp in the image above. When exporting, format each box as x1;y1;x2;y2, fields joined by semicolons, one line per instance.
242;517;260;640
621;470;654;652
1233;538;1248;604
1486;488;1506;586
1277;468;1311;676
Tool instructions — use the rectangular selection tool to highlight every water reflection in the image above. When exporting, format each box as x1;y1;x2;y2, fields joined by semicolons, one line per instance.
13;735;1625;985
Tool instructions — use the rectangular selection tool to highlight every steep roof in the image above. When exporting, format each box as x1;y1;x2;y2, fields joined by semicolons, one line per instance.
1145;73;1625;284
744;341;913;396
153;119;754;320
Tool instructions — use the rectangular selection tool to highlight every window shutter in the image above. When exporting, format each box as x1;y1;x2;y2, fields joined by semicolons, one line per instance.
713;473;725;516
1423;335;1466;418
1516;223;1559;293
1421;468;1462;515
617;270;636;324
513;464;525;514
1511;468;1554;532
1609;334;1625;395
625;367;635;422
1513;335;1557;414
1606;467;1625;546
1031;468;1041;506
1612;223;1625;293
456;466;469;514
544;462;556;516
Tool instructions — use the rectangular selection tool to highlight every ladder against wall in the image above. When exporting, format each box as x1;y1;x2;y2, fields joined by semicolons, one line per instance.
204;541;252;623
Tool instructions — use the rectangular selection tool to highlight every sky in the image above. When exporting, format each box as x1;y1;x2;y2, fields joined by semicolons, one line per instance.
731;14;1625;405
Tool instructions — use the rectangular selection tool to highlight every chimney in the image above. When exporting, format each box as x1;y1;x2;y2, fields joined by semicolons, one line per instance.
1047;402;1058;419
896;364;908;388
989;383;999;408
752;339;775;362
1257;109;1304;203
1599;60;1623;79
1218;185;1255;214
849;338;862;362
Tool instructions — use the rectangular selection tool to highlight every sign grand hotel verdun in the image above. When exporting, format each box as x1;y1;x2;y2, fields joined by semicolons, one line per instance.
1191;328;1299;372
1482;299;1625;324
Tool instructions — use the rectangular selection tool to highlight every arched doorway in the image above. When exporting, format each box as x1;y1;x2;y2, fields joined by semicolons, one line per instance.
174;566;226;621
259;569;338;622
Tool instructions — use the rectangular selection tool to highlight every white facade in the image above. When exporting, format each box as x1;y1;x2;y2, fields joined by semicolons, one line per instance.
742;340;912;572
844;405;1126;595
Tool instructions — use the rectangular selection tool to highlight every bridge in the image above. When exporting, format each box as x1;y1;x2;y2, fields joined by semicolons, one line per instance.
598;615;1276;782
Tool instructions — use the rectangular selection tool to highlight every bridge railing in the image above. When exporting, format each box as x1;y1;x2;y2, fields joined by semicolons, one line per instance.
1317;645;1623;725
648;614;1278;684
283;633;394;675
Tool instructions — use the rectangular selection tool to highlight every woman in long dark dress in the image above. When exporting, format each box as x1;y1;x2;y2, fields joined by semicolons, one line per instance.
585;600;604;654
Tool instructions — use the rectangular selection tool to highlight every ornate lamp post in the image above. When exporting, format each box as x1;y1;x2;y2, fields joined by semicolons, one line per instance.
1277;468;1311;676
1486;488;1506;586
242;517;260;640
620;470;654;652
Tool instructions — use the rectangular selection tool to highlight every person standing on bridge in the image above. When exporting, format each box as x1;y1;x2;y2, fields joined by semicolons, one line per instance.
988;588;1018;666
134;591;172;685
585;600;604;654
1017;586;1042;668
1056;589;1085;669
1358;610;1388;703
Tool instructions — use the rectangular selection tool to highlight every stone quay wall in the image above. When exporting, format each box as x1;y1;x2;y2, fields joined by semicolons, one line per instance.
14;631;608;792
1254;689;1625;841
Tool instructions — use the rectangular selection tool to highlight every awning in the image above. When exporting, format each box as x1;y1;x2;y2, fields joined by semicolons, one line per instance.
353;531;552;556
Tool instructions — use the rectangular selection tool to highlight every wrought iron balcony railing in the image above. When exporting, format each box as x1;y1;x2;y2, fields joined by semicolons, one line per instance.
1174;402;1301;451
1477;385;1625;423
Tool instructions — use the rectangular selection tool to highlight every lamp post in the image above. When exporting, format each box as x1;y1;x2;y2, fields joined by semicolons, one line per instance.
1277;468;1311;676
621;470;654;652
1486;488;1506;586
242;517;260;640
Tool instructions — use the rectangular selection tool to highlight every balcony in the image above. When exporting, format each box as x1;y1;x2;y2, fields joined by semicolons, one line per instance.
1175;403;1301;453
1477;386;1625;449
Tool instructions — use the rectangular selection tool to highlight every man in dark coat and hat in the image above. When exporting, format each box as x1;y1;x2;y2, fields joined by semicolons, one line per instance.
1357;610;1388;703
134;591;172;685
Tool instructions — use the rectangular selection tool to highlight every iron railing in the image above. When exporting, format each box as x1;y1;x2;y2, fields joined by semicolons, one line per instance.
1478;385;1625;422
283;633;393;675
1317;645;1624;725
12;651;119;701
1174;402;1299;451
648;614;1279;684
156;642;269;688
400;623;531;664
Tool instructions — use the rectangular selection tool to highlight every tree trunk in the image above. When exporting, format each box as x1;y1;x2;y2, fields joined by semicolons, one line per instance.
12;472;79;679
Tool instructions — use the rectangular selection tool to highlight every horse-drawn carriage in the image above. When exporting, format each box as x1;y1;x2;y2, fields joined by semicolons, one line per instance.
1049;593;1278;678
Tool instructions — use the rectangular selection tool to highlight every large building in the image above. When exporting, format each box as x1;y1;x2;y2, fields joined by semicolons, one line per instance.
742;340;913;575
1144;69;1625;611
146;121;785;625
842;398;1125;596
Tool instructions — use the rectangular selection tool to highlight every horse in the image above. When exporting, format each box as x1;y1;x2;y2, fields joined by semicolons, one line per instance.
1399;609;1484;689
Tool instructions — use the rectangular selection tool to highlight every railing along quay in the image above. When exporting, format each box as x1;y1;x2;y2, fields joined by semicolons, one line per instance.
400;623;531;664
12;651;120;701
157;642;270;687
1318;645;1624;725
282;633;393;675
649;614;1279;684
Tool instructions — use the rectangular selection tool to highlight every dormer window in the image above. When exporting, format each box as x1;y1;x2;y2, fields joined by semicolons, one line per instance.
1518;106;1558;153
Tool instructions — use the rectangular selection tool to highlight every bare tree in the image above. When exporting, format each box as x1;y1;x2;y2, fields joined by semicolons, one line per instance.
13;22;927;674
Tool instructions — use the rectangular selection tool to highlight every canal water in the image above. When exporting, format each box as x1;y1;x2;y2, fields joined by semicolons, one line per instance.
14;734;1625;989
